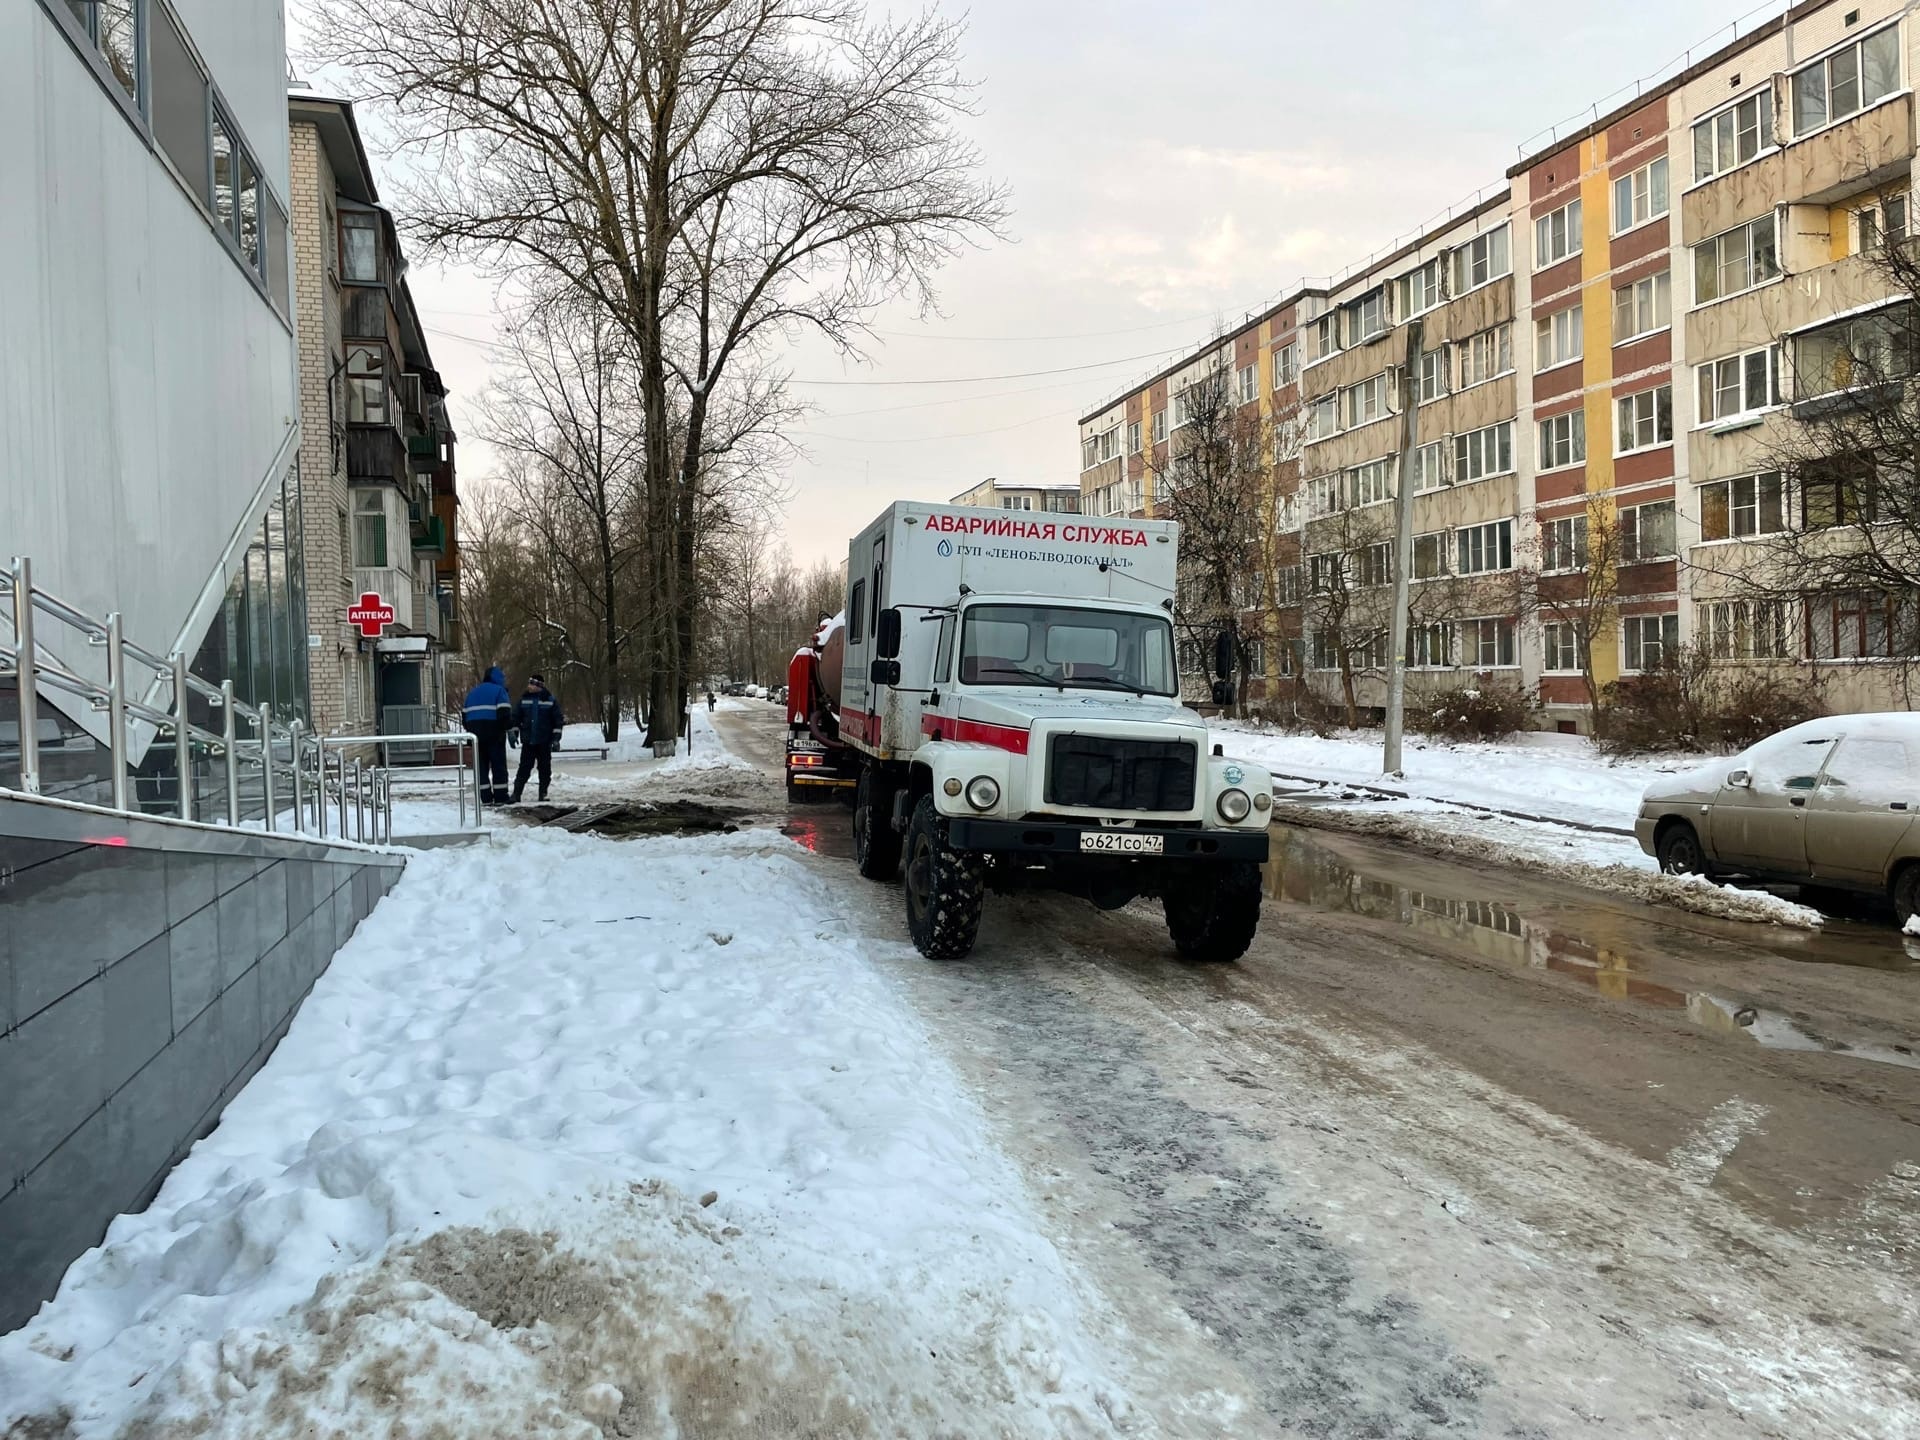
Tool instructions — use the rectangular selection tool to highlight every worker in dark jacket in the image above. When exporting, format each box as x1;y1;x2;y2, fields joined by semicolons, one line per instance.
461;665;514;806
510;674;566;803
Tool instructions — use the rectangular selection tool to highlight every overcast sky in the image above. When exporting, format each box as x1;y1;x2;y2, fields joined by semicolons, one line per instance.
289;0;1793;569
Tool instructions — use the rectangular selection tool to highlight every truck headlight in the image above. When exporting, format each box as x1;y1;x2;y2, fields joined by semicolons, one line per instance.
965;776;1000;811
1216;788;1252;823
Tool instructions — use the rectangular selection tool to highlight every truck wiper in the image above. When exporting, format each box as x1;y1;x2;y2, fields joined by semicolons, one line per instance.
979;664;1063;691
1070;675;1150;696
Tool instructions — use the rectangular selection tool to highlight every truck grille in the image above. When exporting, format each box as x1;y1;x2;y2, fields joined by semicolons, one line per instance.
1045;735;1197;813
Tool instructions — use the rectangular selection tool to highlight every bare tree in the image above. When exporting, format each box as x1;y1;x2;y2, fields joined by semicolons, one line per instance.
306;0;1008;748
1531;495;1626;737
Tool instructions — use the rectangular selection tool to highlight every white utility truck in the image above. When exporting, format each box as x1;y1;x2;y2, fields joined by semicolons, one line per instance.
834;501;1274;961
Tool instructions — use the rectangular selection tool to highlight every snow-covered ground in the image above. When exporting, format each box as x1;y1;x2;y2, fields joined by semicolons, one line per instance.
0;792;1129;1435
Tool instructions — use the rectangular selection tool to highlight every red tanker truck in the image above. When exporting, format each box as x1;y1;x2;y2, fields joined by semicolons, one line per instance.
784;612;860;805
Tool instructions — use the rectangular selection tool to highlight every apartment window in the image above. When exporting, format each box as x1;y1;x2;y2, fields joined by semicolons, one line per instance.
1534;199;1582;269
1616;385;1673;454
1692;92;1773;182
1535;305;1583;373
342;213;380;283
1001;495;1033;510
1613;270;1671;343
1696;348;1777;422
1704;600;1791;660
58;1;139;105
346;345;388;425
1463;617;1517;668
1342;374;1390;429
1412;532;1448;579
1807;589;1915;660
1694;216;1779;303
1543;622;1581;672
212;110;236;237
1346;459;1394;509
1397;258;1444;318
1411;440;1447;494
1612;156;1670;234
1793;25;1901;137
1700;471;1786;541
1152;410;1167;444
1308;552;1346;593
1417;347;1449;402
1308;314;1340;362
1456;323;1512;388
1306;473;1344;518
1409;621;1452;669
1538;411;1586;472
237;151;262;271
1801;455;1880;528
1306;394;1340;442
1541;513;1588;573
1858;193;1909;252
1450;225;1511;294
1128;420;1142;454
1342;289;1388;348
1619;500;1677;562
1081;437;1099;471
1794;307;1918;396
1275;565;1303;606
1238;364;1259;404
1455;519;1514;575
1355;541;1394;588
1452;421;1514;483
353;490;388;568
1272;344;1298;389
1623;614;1680;671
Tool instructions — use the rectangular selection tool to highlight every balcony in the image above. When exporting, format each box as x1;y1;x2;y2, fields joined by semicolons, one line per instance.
346;425;407;487
411;514;448;554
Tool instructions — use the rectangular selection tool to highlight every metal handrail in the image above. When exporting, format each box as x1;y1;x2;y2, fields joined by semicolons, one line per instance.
1;554;481;843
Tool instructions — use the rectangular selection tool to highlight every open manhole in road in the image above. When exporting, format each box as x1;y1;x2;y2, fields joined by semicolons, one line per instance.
538;801;747;838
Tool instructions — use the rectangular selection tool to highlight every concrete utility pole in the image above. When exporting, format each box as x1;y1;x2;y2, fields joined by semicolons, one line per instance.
1382;317;1424;778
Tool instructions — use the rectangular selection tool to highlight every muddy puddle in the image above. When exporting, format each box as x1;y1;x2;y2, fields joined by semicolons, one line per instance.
1265;824;1920;1069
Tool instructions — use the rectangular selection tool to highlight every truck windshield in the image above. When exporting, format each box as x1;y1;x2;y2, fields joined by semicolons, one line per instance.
958;604;1178;695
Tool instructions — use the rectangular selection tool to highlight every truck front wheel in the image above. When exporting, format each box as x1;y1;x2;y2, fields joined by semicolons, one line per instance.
854;764;902;881
1163;861;1263;963
904;797;985;960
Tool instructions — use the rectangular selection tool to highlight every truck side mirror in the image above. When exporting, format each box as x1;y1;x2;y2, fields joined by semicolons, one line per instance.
869;658;902;687
1213;630;1234;680
875;607;903;659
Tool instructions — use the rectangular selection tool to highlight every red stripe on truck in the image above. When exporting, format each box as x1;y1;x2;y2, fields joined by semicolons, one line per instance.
921;714;1030;754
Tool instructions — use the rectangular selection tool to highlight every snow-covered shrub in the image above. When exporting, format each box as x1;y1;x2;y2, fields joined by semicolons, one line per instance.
1416;675;1538;741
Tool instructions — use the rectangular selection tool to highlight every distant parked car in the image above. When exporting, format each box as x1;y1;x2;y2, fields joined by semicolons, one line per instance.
1636;713;1920;925
773;685;788;706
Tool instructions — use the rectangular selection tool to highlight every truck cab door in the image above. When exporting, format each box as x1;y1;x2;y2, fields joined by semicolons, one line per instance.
1805;734;1918;886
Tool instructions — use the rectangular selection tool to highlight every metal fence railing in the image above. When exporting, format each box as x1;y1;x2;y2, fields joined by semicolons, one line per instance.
1;555;484;843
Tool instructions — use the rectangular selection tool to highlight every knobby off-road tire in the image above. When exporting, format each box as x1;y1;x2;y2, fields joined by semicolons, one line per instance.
854;764;902;881
1163;860;1263;963
903;796;985;960
1655;821;1709;878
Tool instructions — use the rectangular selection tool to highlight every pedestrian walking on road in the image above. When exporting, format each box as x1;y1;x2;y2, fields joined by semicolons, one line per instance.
461;665;514;806
706;691;716;712
511;674;566;803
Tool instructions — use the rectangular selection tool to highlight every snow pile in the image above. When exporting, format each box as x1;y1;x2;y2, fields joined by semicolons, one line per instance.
1906;913;1920;937
0;828;1128;1438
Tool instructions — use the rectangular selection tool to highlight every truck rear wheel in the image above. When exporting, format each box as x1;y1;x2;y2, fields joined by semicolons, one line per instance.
904;797;985;960
1163;861;1262;963
853;764;902;881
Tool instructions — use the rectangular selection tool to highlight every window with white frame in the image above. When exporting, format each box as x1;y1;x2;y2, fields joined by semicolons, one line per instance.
353;488;388;567
1542;621;1581;672
1793;25;1901;138
1692;91;1773;182
1857;192;1909;252
1452;421;1514;483
1534;198;1582;268
1306;473;1344;517
1342;289;1388;348
1171;386;1201;429
1703;599;1791;660
1306;394;1340;441
1623;613;1680;671
1418;346;1449;402
1694;216;1779;303
1409;621;1452;668
1238;364;1258;404
1699;470;1786;541
1616;385;1673;453
1794;306;1919;397
1272;343;1298;389
1308;314;1340;362
1696;348;1776;424
1342;374;1391;429
1355;541;1394;588
1541;512;1588;572
1348;458;1396;508
1411;440;1447;493
1538;410;1586;471
1456;323;1512;388
1152;410;1167;444
1535;304;1583;372
1612;156;1670;233
346;345;388;425
1129;420;1143;454
1307;551;1346;592
1275;491;1302;533
1455;519;1513;575
1275;565;1302;606
1397;258;1444;318
1462;617;1517;668
1620;499;1677;562
1412;532;1448;579
1450;225;1511;294
1613;270;1671;343
1002;494;1033;510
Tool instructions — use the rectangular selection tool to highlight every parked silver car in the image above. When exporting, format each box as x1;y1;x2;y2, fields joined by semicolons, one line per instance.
1635;713;1920;926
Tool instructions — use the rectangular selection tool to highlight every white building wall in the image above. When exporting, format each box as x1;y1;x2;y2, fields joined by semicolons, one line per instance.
0;2;297;746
